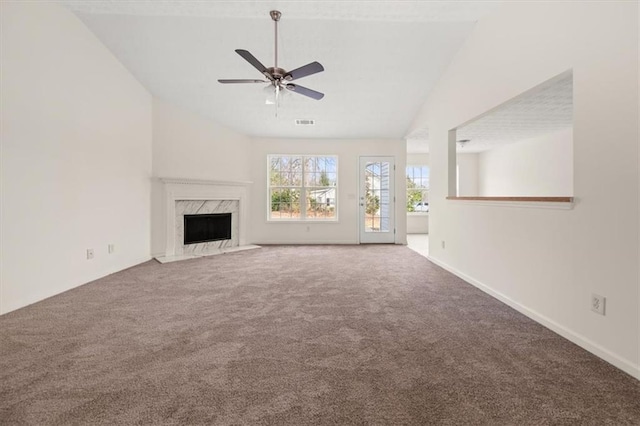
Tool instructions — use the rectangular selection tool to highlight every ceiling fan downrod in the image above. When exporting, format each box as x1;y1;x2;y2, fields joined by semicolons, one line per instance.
270;10;281;69
270;10;282;117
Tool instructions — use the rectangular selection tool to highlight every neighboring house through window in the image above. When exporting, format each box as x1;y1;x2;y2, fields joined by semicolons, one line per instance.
268;155;337;220
406;165;429;212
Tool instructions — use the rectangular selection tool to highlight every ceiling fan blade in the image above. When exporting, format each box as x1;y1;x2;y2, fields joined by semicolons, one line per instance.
235;49;274;80
285;83;324;100
218;79;268;84
284;61;324;81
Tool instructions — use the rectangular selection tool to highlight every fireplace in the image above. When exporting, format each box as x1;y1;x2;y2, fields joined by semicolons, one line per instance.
184;213;232;245
158;178;251;260
175;200;239;255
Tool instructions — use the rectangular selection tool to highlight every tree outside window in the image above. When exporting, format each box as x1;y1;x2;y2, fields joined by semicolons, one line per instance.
406;166;429;212
269;155;337;220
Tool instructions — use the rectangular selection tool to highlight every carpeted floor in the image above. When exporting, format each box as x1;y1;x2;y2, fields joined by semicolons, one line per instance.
1;245;639;425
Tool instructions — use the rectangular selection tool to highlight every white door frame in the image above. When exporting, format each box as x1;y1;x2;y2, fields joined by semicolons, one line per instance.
359;156;395;244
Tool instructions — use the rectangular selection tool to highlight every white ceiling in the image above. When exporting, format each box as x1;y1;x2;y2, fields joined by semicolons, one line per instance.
456;71;573;153
58;1;500;141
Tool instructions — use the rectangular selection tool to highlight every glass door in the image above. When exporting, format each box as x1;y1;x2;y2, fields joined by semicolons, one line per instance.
359;156;395;243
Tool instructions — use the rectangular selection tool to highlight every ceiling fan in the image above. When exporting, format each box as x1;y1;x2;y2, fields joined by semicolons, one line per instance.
218;10;325;105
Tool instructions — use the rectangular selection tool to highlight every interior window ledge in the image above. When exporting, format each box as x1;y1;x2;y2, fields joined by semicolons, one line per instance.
446;196;574;210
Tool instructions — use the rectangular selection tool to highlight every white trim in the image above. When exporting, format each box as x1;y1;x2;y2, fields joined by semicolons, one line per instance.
159;177;252;186
1;255;153;315
427;255;640;380
447;199;574;210
253;239;357;245
359;156;396;244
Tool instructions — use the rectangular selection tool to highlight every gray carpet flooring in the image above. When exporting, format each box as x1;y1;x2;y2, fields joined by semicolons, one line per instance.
1;245;639;425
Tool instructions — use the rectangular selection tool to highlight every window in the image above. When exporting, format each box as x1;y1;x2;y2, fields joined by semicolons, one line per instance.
406;166;429;212
268;155;337;220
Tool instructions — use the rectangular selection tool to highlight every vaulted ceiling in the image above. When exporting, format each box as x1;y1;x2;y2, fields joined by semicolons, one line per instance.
59;1;500;146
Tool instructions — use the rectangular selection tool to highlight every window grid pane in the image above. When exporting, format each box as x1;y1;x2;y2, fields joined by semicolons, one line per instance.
269;156;337;221
406;165;430;212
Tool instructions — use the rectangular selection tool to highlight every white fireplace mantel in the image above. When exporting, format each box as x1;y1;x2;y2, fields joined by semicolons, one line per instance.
159;177;252;259
160;177;253;187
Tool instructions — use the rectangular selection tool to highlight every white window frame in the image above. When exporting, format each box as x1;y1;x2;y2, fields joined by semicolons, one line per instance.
406;165;430;214
267;155;338;222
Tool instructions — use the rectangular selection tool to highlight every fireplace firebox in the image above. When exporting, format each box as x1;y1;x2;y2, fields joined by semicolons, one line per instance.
184;213;232;245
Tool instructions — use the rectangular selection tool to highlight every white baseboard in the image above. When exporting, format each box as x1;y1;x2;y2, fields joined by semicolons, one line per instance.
156;240;405;248
81;255;152;288
251;240;358;245
1;255;153;316
427;255;640;381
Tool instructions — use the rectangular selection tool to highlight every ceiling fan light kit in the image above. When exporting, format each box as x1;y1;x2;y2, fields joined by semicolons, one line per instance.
218;10;325;112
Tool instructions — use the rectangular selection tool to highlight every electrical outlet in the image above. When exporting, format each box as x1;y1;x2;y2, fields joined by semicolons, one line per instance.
591;294;606;316
306;226;310;232
86;249;94;260
441;240;446;249
108;244;115;254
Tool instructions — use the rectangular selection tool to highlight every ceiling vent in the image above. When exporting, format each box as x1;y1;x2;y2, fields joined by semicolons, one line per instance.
295;119;315;126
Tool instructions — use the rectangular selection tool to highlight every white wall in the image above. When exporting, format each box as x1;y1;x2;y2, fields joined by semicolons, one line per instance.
150;99;252;256
249;138;406;244
407;153;429;166
410;1;639;378
457;153;479;196
152;98;251;182
407;153;429;234
478;128;573;196
1;3;152;314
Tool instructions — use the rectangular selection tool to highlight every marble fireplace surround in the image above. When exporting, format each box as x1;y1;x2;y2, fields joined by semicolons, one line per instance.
176;199;239;255
159;178;254;262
